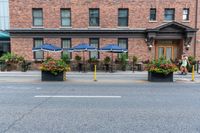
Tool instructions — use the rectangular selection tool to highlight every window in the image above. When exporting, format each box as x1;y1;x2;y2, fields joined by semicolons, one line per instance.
61;38;71;58
33;38;44;59
61;9;71;27
0;42;10;57
32;8;43;26
89;38;99;59
150;8;156;21
118;9;128;27
89;9;99;26
183;8;189;21
118;38;128;58
0;0;9;30
164;8;175;21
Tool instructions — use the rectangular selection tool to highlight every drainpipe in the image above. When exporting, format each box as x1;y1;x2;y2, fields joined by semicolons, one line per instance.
194;0;198;57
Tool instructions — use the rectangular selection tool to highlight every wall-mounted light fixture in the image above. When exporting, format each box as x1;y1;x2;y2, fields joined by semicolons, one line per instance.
148;45;152;50
186;44;190;50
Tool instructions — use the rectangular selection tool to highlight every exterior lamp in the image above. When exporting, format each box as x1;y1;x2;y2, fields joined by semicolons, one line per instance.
186;44;190;50
148;45;152;50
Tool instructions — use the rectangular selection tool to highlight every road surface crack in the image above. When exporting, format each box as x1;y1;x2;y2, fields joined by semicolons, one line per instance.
2;85;65;133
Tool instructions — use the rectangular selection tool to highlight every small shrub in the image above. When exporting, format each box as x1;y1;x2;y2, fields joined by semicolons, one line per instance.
75;55;82;62
146;57;178;75
132;56;138;64
40;58;70;75
61;53;71;64
104;56;111;64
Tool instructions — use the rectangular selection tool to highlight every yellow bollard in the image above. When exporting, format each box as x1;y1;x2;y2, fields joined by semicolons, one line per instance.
94;65;97;81
192;65;195;81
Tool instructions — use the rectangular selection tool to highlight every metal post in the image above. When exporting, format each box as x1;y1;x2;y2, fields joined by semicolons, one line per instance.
192;65;195;81
94;65;97;81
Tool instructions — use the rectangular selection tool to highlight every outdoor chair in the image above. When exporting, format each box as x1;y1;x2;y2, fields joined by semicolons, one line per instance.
0;61;6;71
110;64;117;72
103;64;110;72
20;61;31;72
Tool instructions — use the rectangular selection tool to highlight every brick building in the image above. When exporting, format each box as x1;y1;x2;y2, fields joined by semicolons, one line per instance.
8;0;199;63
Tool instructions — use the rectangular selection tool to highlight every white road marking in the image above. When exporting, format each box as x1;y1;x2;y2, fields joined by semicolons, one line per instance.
0;75;39;77
34;95;122;98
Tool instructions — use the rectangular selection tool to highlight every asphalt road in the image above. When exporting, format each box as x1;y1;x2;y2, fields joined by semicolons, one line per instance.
1;80;200;133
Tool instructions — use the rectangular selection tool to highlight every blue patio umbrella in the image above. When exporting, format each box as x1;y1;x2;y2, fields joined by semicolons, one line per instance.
32;43;62;52
64;43;97;72
99;44;127;53
99;44;128;72
64;43;97;52
32;43;62;58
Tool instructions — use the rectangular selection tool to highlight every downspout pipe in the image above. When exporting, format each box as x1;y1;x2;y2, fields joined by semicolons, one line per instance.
194;0;198;57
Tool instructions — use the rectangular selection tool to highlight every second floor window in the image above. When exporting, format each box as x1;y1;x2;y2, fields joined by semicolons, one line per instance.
164;8;175;21
33;38;44;59
32;9;43;26
183;8;189;21
61;9;71;27
89;38;99;59
89;9;99;26
150;8;156;21
118;9;128;27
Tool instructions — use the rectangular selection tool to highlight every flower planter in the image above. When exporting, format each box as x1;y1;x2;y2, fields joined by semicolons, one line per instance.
41;71;66;81
148;72;173;82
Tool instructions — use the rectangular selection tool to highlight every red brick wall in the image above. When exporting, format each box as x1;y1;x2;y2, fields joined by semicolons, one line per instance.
11;37;149;62
196;0;200;60
11;38;34;60
9;0;199;60
9;0;196;29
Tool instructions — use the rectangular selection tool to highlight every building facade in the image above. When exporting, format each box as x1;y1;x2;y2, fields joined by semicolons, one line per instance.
0;0;10;56
9;0;199;62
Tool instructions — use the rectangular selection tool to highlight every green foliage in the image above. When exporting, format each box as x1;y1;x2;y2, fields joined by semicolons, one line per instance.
132;56;138;64
40;58;70;75
75;55;82;62
104;56;111;64
88;57;99;64
188;56;196;65
61;53;71;64
187;56;196;72
0;52;24;63
119;53;128;71
146;57;178;75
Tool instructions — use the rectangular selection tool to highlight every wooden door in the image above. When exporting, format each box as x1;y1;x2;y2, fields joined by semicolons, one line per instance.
156;40;178;60
158;46;173;60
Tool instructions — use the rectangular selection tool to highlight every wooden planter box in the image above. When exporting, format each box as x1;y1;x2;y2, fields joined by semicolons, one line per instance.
41;71;66;81
148;72;173;82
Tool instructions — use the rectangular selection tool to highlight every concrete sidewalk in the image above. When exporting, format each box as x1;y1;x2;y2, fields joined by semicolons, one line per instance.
0;71;199;83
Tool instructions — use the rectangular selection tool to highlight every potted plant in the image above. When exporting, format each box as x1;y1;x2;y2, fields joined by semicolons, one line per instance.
132;55;138;72
0;52;20;71
40;58;70;81
61;53;71;65
187;56;197;72
88;57;99;71
104;56;111;71
75;55;82;72
75;55;81;62
146;57;178;82
119;53;128;71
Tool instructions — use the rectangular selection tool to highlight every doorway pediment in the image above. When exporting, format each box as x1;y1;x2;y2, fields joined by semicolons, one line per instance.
153;21;196;32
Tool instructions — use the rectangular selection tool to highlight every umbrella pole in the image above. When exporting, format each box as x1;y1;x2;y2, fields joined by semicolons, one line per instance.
83;51;85;72
111;52;113;72
47;52;49;58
